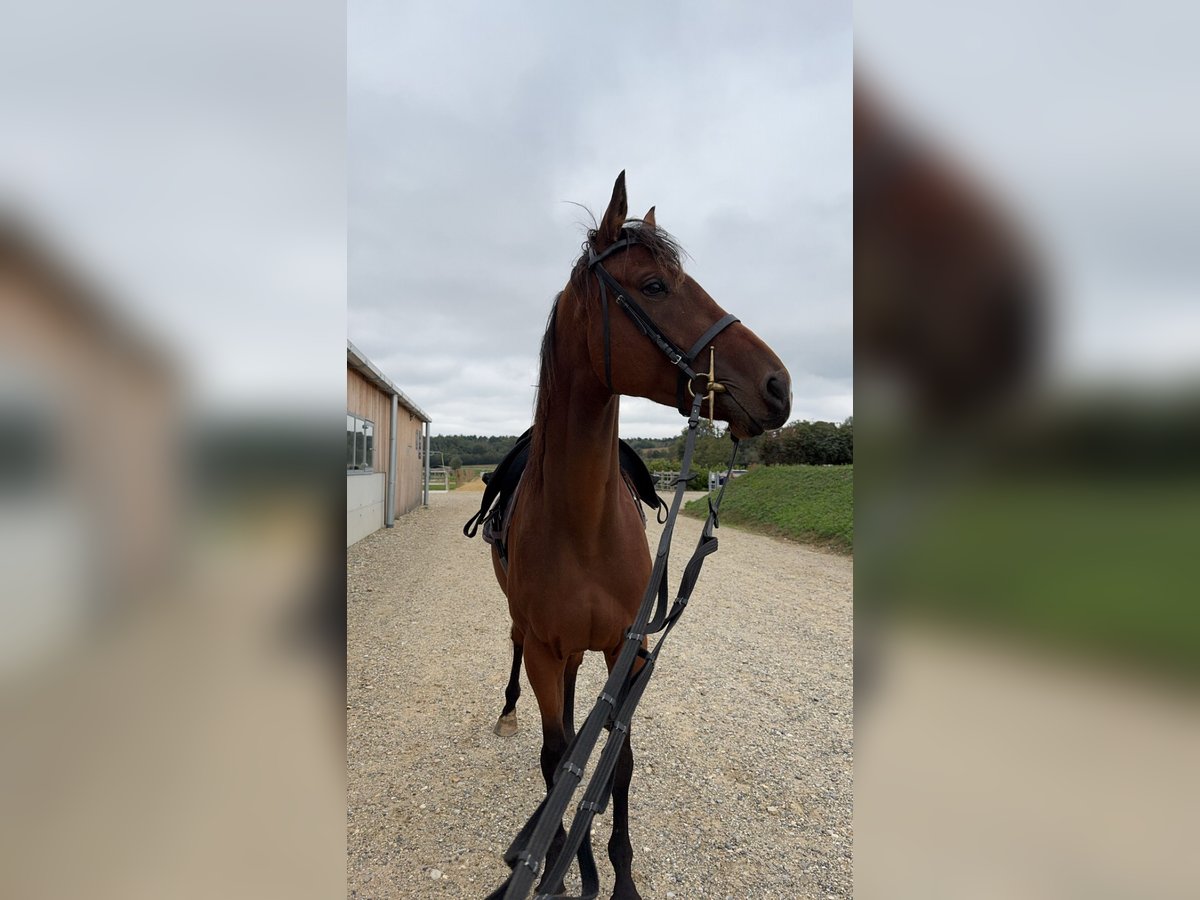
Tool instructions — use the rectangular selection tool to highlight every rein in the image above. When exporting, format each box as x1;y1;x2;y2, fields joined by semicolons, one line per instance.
489;236;744;900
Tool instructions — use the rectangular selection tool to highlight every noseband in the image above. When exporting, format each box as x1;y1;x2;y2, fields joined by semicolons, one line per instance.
588;235;739;414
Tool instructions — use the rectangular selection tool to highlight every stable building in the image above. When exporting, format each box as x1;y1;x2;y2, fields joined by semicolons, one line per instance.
1;215;180;671
346;340;431;546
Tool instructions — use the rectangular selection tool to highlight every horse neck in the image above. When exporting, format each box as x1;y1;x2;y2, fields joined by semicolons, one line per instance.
529;306;624;534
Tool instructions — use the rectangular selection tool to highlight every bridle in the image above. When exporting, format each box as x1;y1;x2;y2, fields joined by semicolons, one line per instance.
588;233;740;420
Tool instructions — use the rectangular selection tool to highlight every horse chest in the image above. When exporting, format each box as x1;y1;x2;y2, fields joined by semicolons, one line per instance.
507;528;650;652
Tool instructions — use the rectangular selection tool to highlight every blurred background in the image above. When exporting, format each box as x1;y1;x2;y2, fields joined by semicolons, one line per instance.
1;2;345;898
855;1;1200;897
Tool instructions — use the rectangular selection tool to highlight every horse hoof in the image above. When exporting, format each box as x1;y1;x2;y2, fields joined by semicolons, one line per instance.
493;712;518;737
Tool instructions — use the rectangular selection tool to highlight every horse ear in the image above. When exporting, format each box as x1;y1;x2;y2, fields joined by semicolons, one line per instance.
643;206;656;228
597;170;628;245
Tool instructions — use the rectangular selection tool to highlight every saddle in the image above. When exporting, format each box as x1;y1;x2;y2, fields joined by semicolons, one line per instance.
463;428;664;570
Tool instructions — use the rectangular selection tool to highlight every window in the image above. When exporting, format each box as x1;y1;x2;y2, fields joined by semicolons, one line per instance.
346;413;375;472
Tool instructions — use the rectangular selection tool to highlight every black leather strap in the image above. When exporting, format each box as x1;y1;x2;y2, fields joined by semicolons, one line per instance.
588;238;633;393
686;312;740;363
601;277;613;391
675;312;739;412
588;237;633;265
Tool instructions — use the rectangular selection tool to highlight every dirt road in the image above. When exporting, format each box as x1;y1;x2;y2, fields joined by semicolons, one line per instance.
348;491;852;898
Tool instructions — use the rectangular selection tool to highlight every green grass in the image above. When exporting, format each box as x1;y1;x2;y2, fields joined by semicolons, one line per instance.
683;465;853;552
884;476;1200;678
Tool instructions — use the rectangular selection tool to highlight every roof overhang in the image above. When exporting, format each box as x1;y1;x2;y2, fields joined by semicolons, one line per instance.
346;339;431;423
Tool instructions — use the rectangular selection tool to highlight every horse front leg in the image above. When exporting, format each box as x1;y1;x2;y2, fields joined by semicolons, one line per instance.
485;636;569;898
607;725;642;900
603;643;645;900
526;639;570;897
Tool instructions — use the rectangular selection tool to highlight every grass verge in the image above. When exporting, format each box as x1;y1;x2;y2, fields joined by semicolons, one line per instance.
683;465;853;552
886;475;1200;680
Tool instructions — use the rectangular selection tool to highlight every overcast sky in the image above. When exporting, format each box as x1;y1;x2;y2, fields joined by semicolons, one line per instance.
348;2;853;438
2;2;345;418
859;1;1200;386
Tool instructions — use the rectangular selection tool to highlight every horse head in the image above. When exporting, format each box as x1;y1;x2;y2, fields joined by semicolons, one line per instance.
570;171;791;438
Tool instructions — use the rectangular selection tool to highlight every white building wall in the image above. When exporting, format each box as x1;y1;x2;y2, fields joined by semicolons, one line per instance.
346;472;386;547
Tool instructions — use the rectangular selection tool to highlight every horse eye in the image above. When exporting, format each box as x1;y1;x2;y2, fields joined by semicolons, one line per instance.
642;279;667;298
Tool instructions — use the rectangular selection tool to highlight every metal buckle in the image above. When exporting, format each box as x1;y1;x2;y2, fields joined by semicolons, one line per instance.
517;851;541;876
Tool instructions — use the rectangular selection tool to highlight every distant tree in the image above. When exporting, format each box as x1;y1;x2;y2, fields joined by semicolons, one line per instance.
448;454;462;472
429;434;521;465
645;458;680;474
669;420;728;470
759;419;853;465
735;432;763;466
624;436;676;452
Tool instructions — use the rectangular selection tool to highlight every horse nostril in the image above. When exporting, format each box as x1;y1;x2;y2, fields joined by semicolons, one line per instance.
765;372;790;408
761;370;791;427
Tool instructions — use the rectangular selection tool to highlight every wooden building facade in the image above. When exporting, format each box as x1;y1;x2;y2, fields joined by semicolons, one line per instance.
346;340;430;546
1;216;180;669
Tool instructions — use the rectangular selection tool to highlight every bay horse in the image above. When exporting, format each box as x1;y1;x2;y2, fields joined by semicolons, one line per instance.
486;172;790;899
854;79;1040;424
854;79;1042;696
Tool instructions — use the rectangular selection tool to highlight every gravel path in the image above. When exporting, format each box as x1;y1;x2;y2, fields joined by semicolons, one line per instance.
348;491;852;899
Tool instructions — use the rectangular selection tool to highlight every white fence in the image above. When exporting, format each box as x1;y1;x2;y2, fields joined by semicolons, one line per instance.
428;467;451;491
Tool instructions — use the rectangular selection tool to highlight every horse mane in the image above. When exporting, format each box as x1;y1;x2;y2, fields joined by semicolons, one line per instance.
530;296;560;463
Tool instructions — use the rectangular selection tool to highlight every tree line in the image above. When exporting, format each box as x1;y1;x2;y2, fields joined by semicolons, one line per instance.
430;417;852;470
758;417;853;466
663;416;853;472
428;434;520;466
